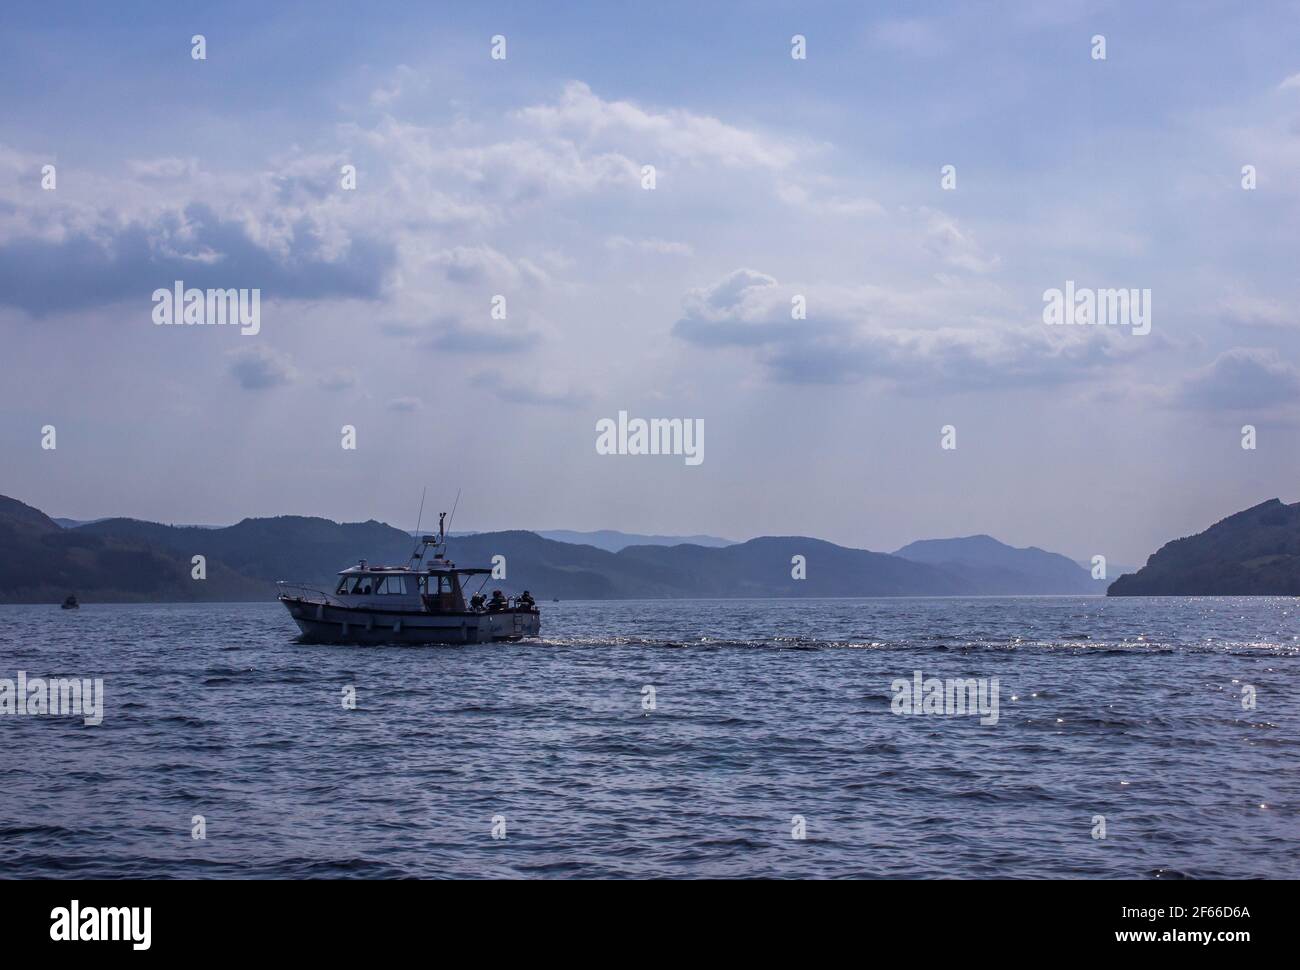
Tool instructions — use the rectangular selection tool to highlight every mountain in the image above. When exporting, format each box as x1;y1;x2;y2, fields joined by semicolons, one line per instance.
1;493;1113;603
33;515;973;600
78;515;417;586
893;534;1101;594
0;496;267;603
55;517;221;530
614;537;973;596
1108;499;1300;595
536;529;734;552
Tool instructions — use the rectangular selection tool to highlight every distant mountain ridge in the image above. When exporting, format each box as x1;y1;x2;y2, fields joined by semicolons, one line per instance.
408;529;735;551
894;534;1105;594
0;496;267;603
536;529;733;552
55;517;221;530
1;493;1107;603
1108;498;1300;595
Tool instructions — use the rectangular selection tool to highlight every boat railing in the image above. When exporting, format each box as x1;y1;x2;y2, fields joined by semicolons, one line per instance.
275;581;344;606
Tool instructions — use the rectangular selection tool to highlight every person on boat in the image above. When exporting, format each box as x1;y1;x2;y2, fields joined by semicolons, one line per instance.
470;592;486;611
489;589;507;611
518;590;535;609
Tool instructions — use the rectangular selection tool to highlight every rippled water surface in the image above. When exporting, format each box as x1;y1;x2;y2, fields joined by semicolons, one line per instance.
1;597;1297;878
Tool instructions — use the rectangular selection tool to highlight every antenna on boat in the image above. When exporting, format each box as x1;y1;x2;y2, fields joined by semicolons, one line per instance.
413;486;427;537
408;486;429;568
445;488;462;545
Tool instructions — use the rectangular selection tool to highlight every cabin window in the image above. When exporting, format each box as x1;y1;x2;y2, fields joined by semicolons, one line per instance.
376;576;407;595
335;577;350;594
350;576;372;595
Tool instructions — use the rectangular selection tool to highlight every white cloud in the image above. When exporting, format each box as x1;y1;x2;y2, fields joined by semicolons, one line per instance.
1217;294;1296;330
775;180;883;217
920;208;1001;273
428;245;551;287
673;268;1145;390
515;81;801;170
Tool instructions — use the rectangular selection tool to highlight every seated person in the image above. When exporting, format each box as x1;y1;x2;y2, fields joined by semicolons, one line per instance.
488;589;507;611
518;590;535;608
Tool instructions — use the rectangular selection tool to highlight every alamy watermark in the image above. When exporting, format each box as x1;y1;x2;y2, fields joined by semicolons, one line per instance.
50;901;150;950
0;671;104;725
152;280;261;335
595;410;704;466
890;670;999;726
1042;281;1150;335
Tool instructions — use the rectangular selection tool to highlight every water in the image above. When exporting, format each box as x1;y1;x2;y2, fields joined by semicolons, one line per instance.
1;597;1296;879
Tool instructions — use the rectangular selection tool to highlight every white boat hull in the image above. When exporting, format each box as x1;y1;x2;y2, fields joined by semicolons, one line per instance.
279;596;540;645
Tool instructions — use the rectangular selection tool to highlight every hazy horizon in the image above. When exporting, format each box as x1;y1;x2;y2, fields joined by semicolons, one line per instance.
4;1;1300;565
13;486;1161;567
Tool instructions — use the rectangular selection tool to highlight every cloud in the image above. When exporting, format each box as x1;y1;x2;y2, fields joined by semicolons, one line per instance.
1175;348;1300;411
0;203;394;317
1217;294;1296;330
516;81;799;171
428;245;550;287
228;345;297;390
345;116;637;219
674;268;1143;390
1278;73;1300;90
0;81;816;328
672;268;788;346
775;180;883;217
921;209;1000;273
369;65;425;106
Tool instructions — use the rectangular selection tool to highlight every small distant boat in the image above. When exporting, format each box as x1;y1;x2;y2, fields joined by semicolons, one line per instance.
276;512;540;645
61;594;79;610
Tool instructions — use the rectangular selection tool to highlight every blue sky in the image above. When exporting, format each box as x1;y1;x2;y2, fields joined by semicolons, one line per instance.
2;1;1299;564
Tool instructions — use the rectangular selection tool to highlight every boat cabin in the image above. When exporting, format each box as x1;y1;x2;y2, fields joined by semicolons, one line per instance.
331;561;492;614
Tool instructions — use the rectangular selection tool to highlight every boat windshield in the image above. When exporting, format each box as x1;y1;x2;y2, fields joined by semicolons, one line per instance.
334;574;410;595
336;576;375;595
374;576;408;595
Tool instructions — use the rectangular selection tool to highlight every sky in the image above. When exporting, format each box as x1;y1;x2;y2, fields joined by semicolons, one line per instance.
2;0;1299;565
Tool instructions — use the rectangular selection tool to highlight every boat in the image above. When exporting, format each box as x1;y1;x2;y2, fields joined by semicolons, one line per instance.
276;512;540;645
61;594;79;610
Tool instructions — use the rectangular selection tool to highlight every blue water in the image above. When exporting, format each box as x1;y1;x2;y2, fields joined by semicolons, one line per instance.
1;597;1297;878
